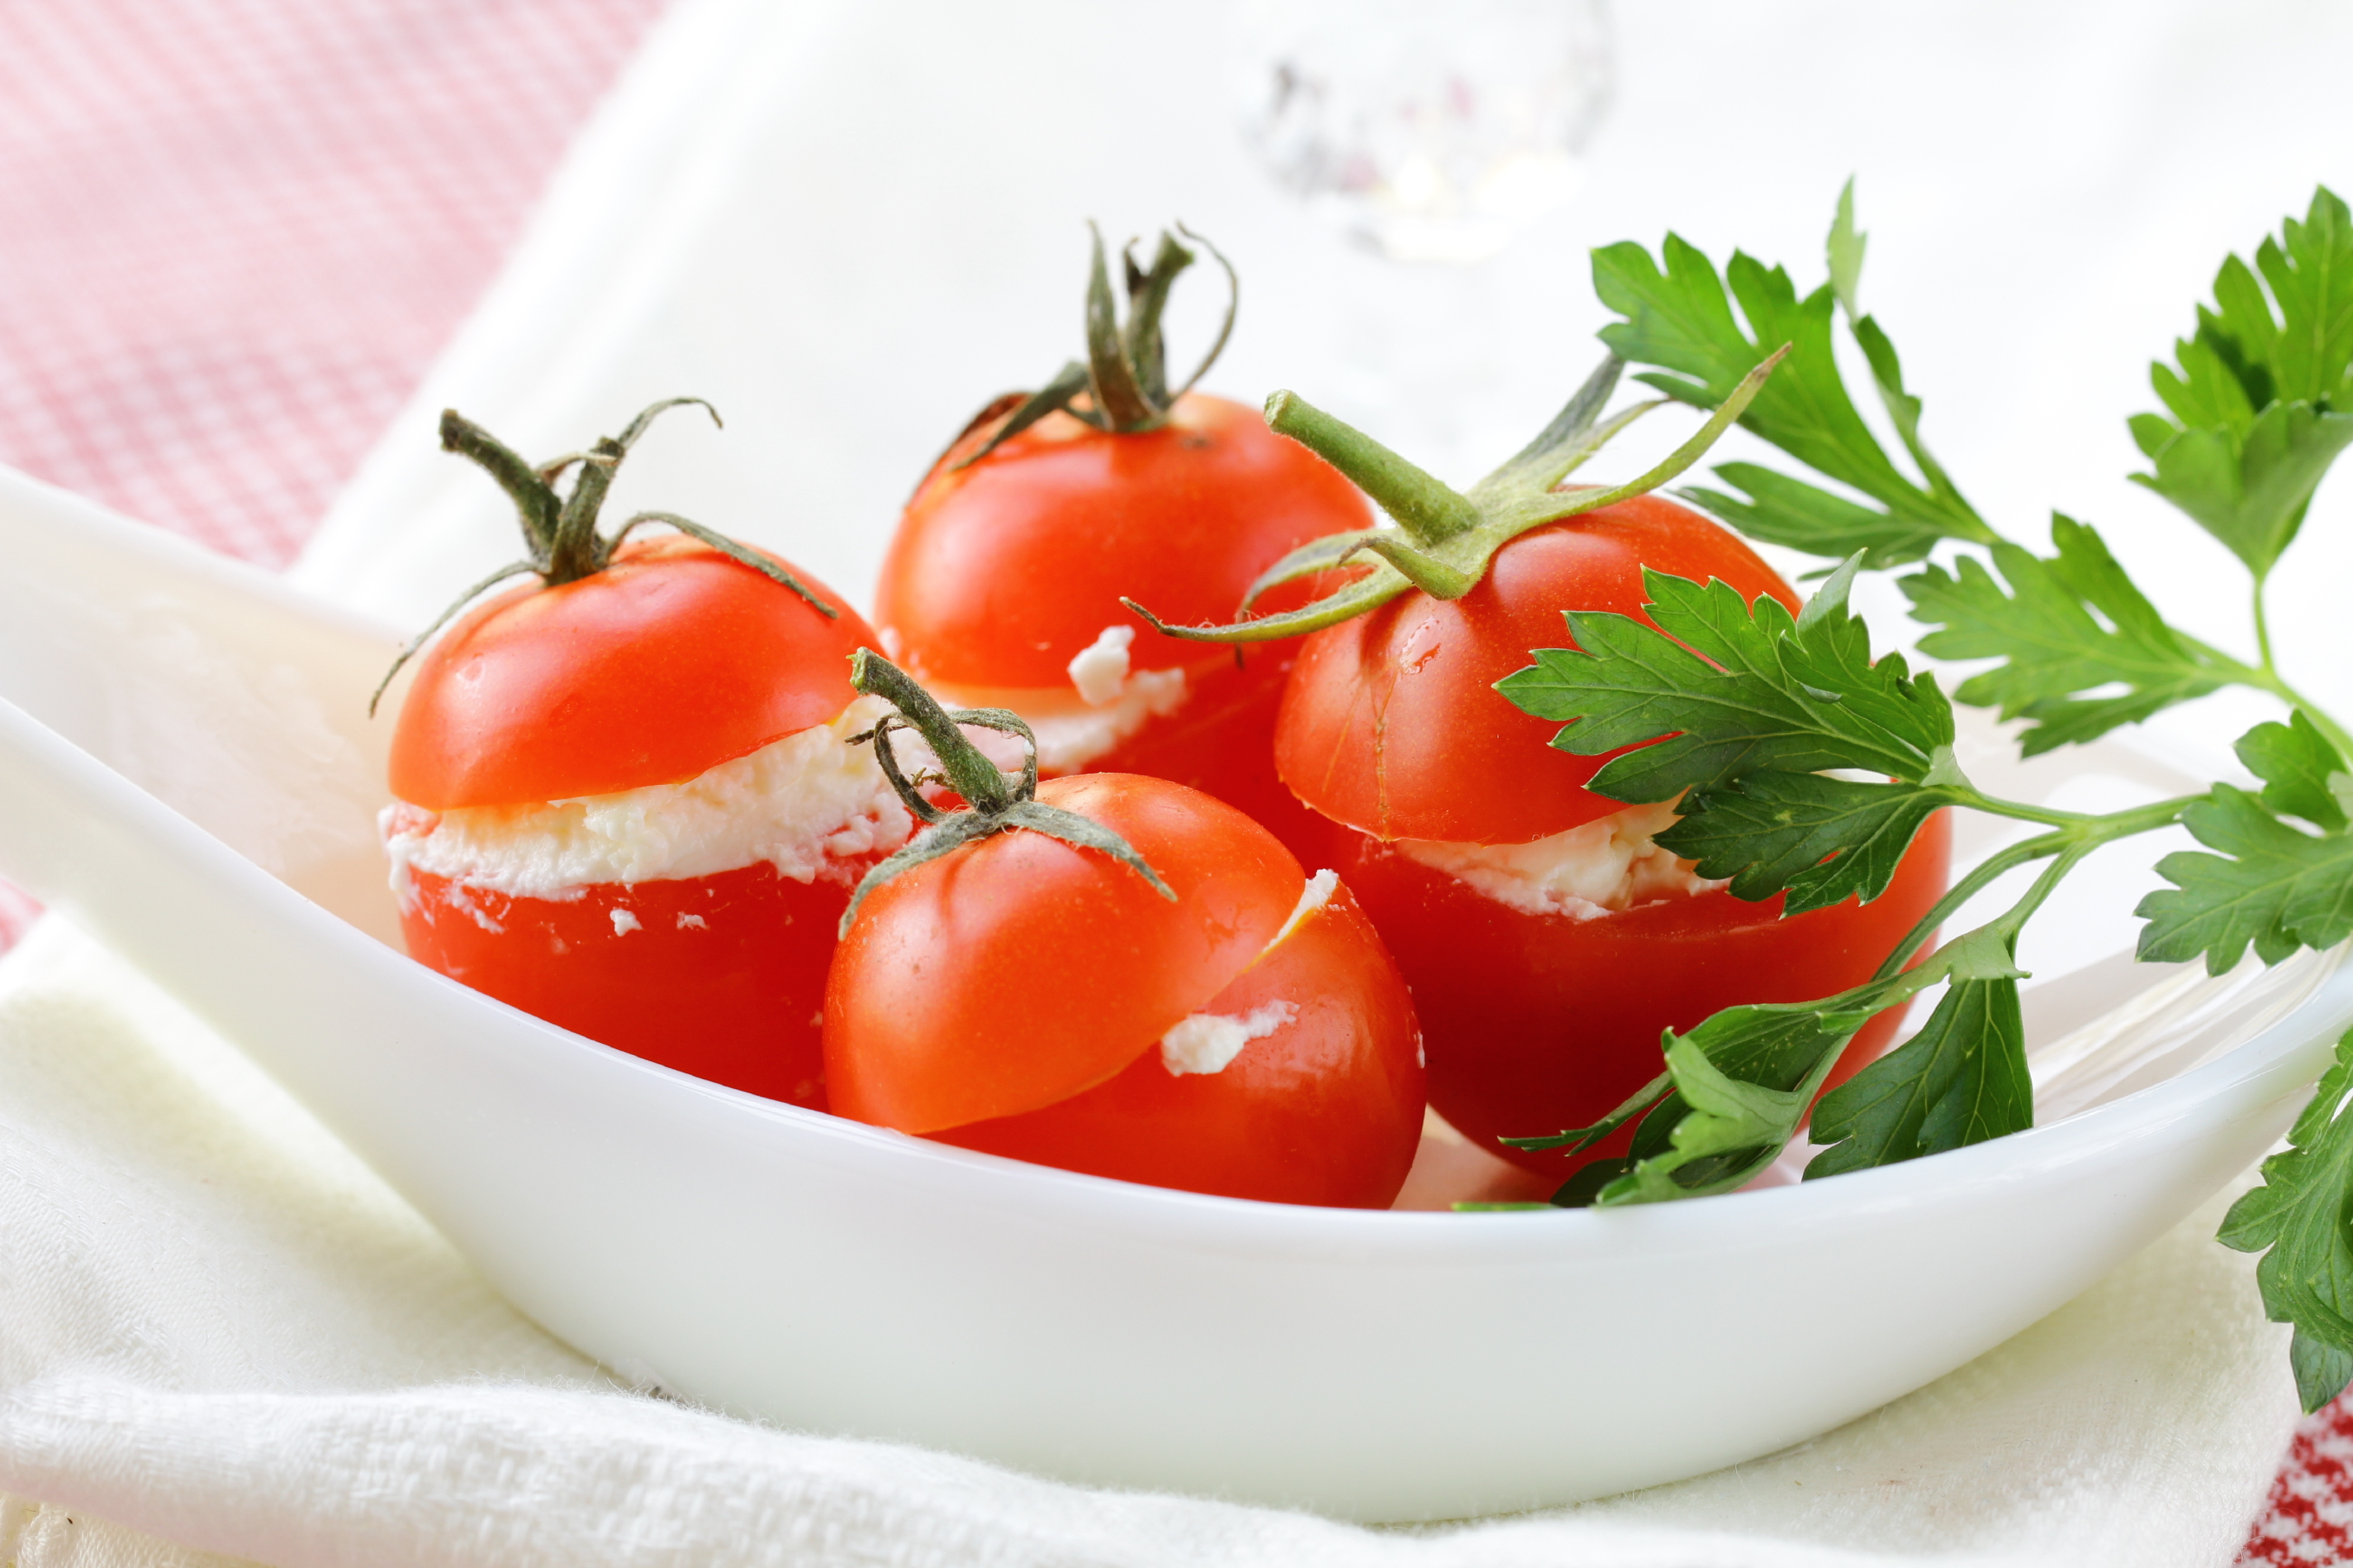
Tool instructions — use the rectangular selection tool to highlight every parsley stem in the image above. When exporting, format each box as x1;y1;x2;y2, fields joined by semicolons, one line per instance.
1870;794;2201;984
2254;572;2279;680
2249;670;2353;768
2172;619;2353;764
1870;831;2065;983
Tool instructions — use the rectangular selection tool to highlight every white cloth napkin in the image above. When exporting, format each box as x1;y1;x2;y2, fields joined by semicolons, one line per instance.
0;914;2296;1568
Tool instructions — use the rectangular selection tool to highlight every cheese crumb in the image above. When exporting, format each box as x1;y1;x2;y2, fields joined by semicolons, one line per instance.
926;629;1189;774
1160;1000;1299;1077
1066;625;1135;706
676;913;706;931
610;909;641;936
1271;869;1339;947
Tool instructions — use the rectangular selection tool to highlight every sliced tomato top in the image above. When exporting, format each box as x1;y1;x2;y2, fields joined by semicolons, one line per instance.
876;392;1371;688
1274;493;1800;846
824;774;1305;1135
388;535;877;809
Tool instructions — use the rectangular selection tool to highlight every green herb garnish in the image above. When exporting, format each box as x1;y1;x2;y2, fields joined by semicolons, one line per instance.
1505;184;2353;1411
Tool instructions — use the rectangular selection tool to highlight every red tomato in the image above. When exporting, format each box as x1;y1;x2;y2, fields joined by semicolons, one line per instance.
395;861;849;1105
1277;492;1799;845
1317;812;1953;1180
825;773;1426;1208
387;534;894;1110
876;395;1371;853
1272;491;1953;1178
392;534;872;808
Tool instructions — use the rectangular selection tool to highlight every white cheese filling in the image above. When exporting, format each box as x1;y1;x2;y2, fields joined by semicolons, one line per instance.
1393;799;1722;920
1154;870;1339;1078
1161;1001;1297;1076
1272;867;1339;944
927;625;1188;774
382;693;913;904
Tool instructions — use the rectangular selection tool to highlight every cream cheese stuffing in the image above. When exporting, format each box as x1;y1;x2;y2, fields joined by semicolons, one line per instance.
381;693;912;904
1393;799;1722;919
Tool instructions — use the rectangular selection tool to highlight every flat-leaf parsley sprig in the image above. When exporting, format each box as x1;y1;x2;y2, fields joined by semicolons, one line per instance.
1501;185;2353;1410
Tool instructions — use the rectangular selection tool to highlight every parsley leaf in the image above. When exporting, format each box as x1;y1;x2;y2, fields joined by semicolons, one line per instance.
1806;974;2032;1179
2132;188;2353;577
1500;558;1956;805
2236;709;2353;833
2217;1027;2353;1411
1660;771;1951;915
1499;559;1959;910
2136;713;2353;972
1592;188;1993;567
2135;782;2353;974
1587;988;1887;1205
1902;513;2239;755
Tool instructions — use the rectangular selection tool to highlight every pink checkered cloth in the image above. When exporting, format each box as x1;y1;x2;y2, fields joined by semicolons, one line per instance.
0;3;2335;1561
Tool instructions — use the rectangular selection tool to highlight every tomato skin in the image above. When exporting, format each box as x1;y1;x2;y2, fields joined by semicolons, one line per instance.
1275;494;1800;846
824;774;1305;1135
1324;810;1954;1180
399;859;862;1108
879;393;1371;687
390;535;877;809
937;882;1424;1208
876;395;1367;859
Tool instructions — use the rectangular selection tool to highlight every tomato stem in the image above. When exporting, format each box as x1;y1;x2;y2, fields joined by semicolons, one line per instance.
368;401;835;718
1132;352;1786;644
1262;392;1480;545
950;223;1241;471
838;651;1176;936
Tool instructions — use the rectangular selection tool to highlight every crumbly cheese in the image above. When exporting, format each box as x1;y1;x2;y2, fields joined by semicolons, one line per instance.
1066;624;1136;705
1270;868;1339;947
1152;868;1342;1079
382;693;912;904
1160;1001;1298;1076
1393;799;1721;919
926;624;1188;774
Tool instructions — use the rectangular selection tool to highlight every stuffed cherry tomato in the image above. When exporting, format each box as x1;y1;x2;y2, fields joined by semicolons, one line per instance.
822;653;1425;1208
874;226;1370;856
379;402;910;1109
1131;379;1951;1182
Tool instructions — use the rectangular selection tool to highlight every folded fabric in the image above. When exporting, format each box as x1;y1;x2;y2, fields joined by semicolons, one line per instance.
0;917;2298;1568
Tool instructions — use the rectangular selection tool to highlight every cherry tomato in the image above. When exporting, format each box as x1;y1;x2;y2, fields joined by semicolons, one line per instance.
392;534;871;808
1276;492;1799;845
386;411;898;1111
1317;811;1953;1180
1273;492;1951;1176
825;772;1425;1208
877;393;1370;854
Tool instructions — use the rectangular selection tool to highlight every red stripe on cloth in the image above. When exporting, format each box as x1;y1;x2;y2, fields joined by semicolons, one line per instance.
2240;1395;2353;1564
0;0;669;948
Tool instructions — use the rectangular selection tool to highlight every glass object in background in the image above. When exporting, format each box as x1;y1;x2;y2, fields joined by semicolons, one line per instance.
1230;0;1614;264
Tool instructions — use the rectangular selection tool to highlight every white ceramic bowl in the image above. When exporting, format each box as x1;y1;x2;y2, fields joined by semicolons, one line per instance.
0;464;2339;1521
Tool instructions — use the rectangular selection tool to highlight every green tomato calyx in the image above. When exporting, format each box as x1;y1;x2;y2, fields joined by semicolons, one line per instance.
1124;347;1787;645
949;221;1241;470
369;399;836;716
837;650;1174;937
